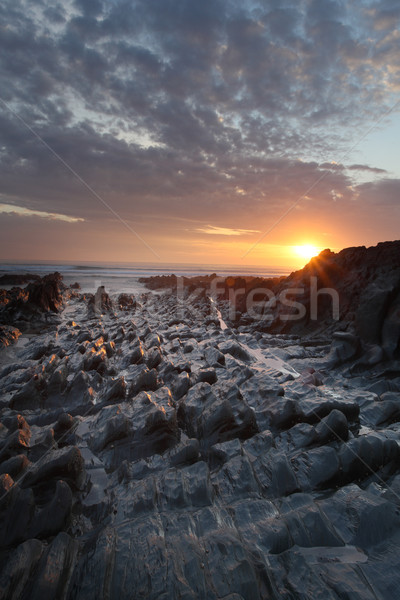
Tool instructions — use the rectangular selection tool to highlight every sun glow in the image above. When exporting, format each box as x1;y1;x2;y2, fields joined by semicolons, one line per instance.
293;244;319;262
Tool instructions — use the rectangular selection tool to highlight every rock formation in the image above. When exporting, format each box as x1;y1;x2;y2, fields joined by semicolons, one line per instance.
0;244;400;599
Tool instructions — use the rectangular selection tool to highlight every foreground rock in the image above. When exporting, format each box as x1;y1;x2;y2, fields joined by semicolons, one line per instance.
1;250;400;599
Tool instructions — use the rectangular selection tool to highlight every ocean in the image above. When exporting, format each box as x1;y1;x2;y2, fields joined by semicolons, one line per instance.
0;262;291;295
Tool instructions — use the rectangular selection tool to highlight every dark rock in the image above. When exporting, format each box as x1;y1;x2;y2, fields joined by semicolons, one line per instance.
204;345;226;367
0;454;30;478
146;347;162;369
102;376;127;404
118;293;136;311
9;374;46;411
170;372;191;400
129;368;160;396
178;383;258;447
0;325;21;348
313;409;349;444
0;538;44;599
355;275;399;345
28;479;73;539
21;446;85;490
327;332;361;366
219;340;253;363
129;341;145;365
193;367;218;385
87;286;113;317
25;272;65;313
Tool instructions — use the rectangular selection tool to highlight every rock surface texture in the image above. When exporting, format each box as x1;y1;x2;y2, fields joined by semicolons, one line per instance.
0;249;400;600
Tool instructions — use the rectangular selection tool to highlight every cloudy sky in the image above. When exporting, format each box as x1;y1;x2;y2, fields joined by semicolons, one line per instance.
0;0;399;268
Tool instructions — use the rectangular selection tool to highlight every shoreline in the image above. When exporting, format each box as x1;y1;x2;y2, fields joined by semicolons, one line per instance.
1;242;400;599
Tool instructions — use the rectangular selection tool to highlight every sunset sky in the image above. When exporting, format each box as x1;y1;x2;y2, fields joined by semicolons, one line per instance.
0;0;399;270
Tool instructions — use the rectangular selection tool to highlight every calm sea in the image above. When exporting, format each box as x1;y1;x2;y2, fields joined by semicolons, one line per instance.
0;262;291;294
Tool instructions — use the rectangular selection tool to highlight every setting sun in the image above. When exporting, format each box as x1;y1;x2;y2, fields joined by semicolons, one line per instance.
293;244;319;262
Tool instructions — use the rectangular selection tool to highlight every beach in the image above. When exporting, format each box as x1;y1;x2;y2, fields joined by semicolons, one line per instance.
1;243;400;599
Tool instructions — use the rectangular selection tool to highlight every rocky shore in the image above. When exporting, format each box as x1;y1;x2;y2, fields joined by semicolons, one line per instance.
1;242;400;599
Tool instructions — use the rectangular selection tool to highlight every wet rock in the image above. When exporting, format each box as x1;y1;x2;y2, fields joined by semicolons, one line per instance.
204;345;226;367
0;482;35;546
21;446;85;490
28;532;78;600
313;409;349;444
146;347;162;369
65;370;95;413
218;340;253;363
170;372;191;401
0;454;30;478
118;293;136;311
87;286;113;317
102;376;127;404
129;341;145;365
178;383;258;447
0;538;44;599
83;346;107;373
192;367;217;385
293;446;341;491
252;449;298;497
327;332;361;366
0;325;21;348
28;479;73;539
129;368;160;396
0;416;31;462
9;374;46;411
338;435;399;485
169;438;200;467
25;272;65;313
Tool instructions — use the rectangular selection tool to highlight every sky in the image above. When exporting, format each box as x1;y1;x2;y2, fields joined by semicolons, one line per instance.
0;0;399;270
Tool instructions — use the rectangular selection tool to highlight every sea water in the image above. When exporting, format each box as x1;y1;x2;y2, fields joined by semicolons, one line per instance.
0;261;290;295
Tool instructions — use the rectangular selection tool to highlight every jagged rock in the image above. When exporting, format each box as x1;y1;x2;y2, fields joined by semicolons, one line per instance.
21;446;85;490
327;332;361;366
313;409;349;444
381;288;400;358
87;286;113;317
146;347;162;369
0;325;21;348
83;346;107;373
102;376;127;404
28;480;73;539
355;276;399;344
169;438;200;467
0;416;31;462
129;368;159;396
204;345;226;367
25;272;65;313
338;435;399;485
178;383;258;447
27;532;78;600
129;341;145;365
0;454;30;478
218;340;253;362
118;293;136;311
0;538;44;599
170;372;191;400
192;367;217;385
64;370;95;413
9;374;46;411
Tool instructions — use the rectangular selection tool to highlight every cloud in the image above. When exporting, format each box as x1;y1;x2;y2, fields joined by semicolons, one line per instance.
0;203;84;223
194;226;260;236
0;0;399;260
347;164;387;174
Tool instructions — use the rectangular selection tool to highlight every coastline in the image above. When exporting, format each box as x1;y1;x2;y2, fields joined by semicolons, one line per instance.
0;242;400;599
